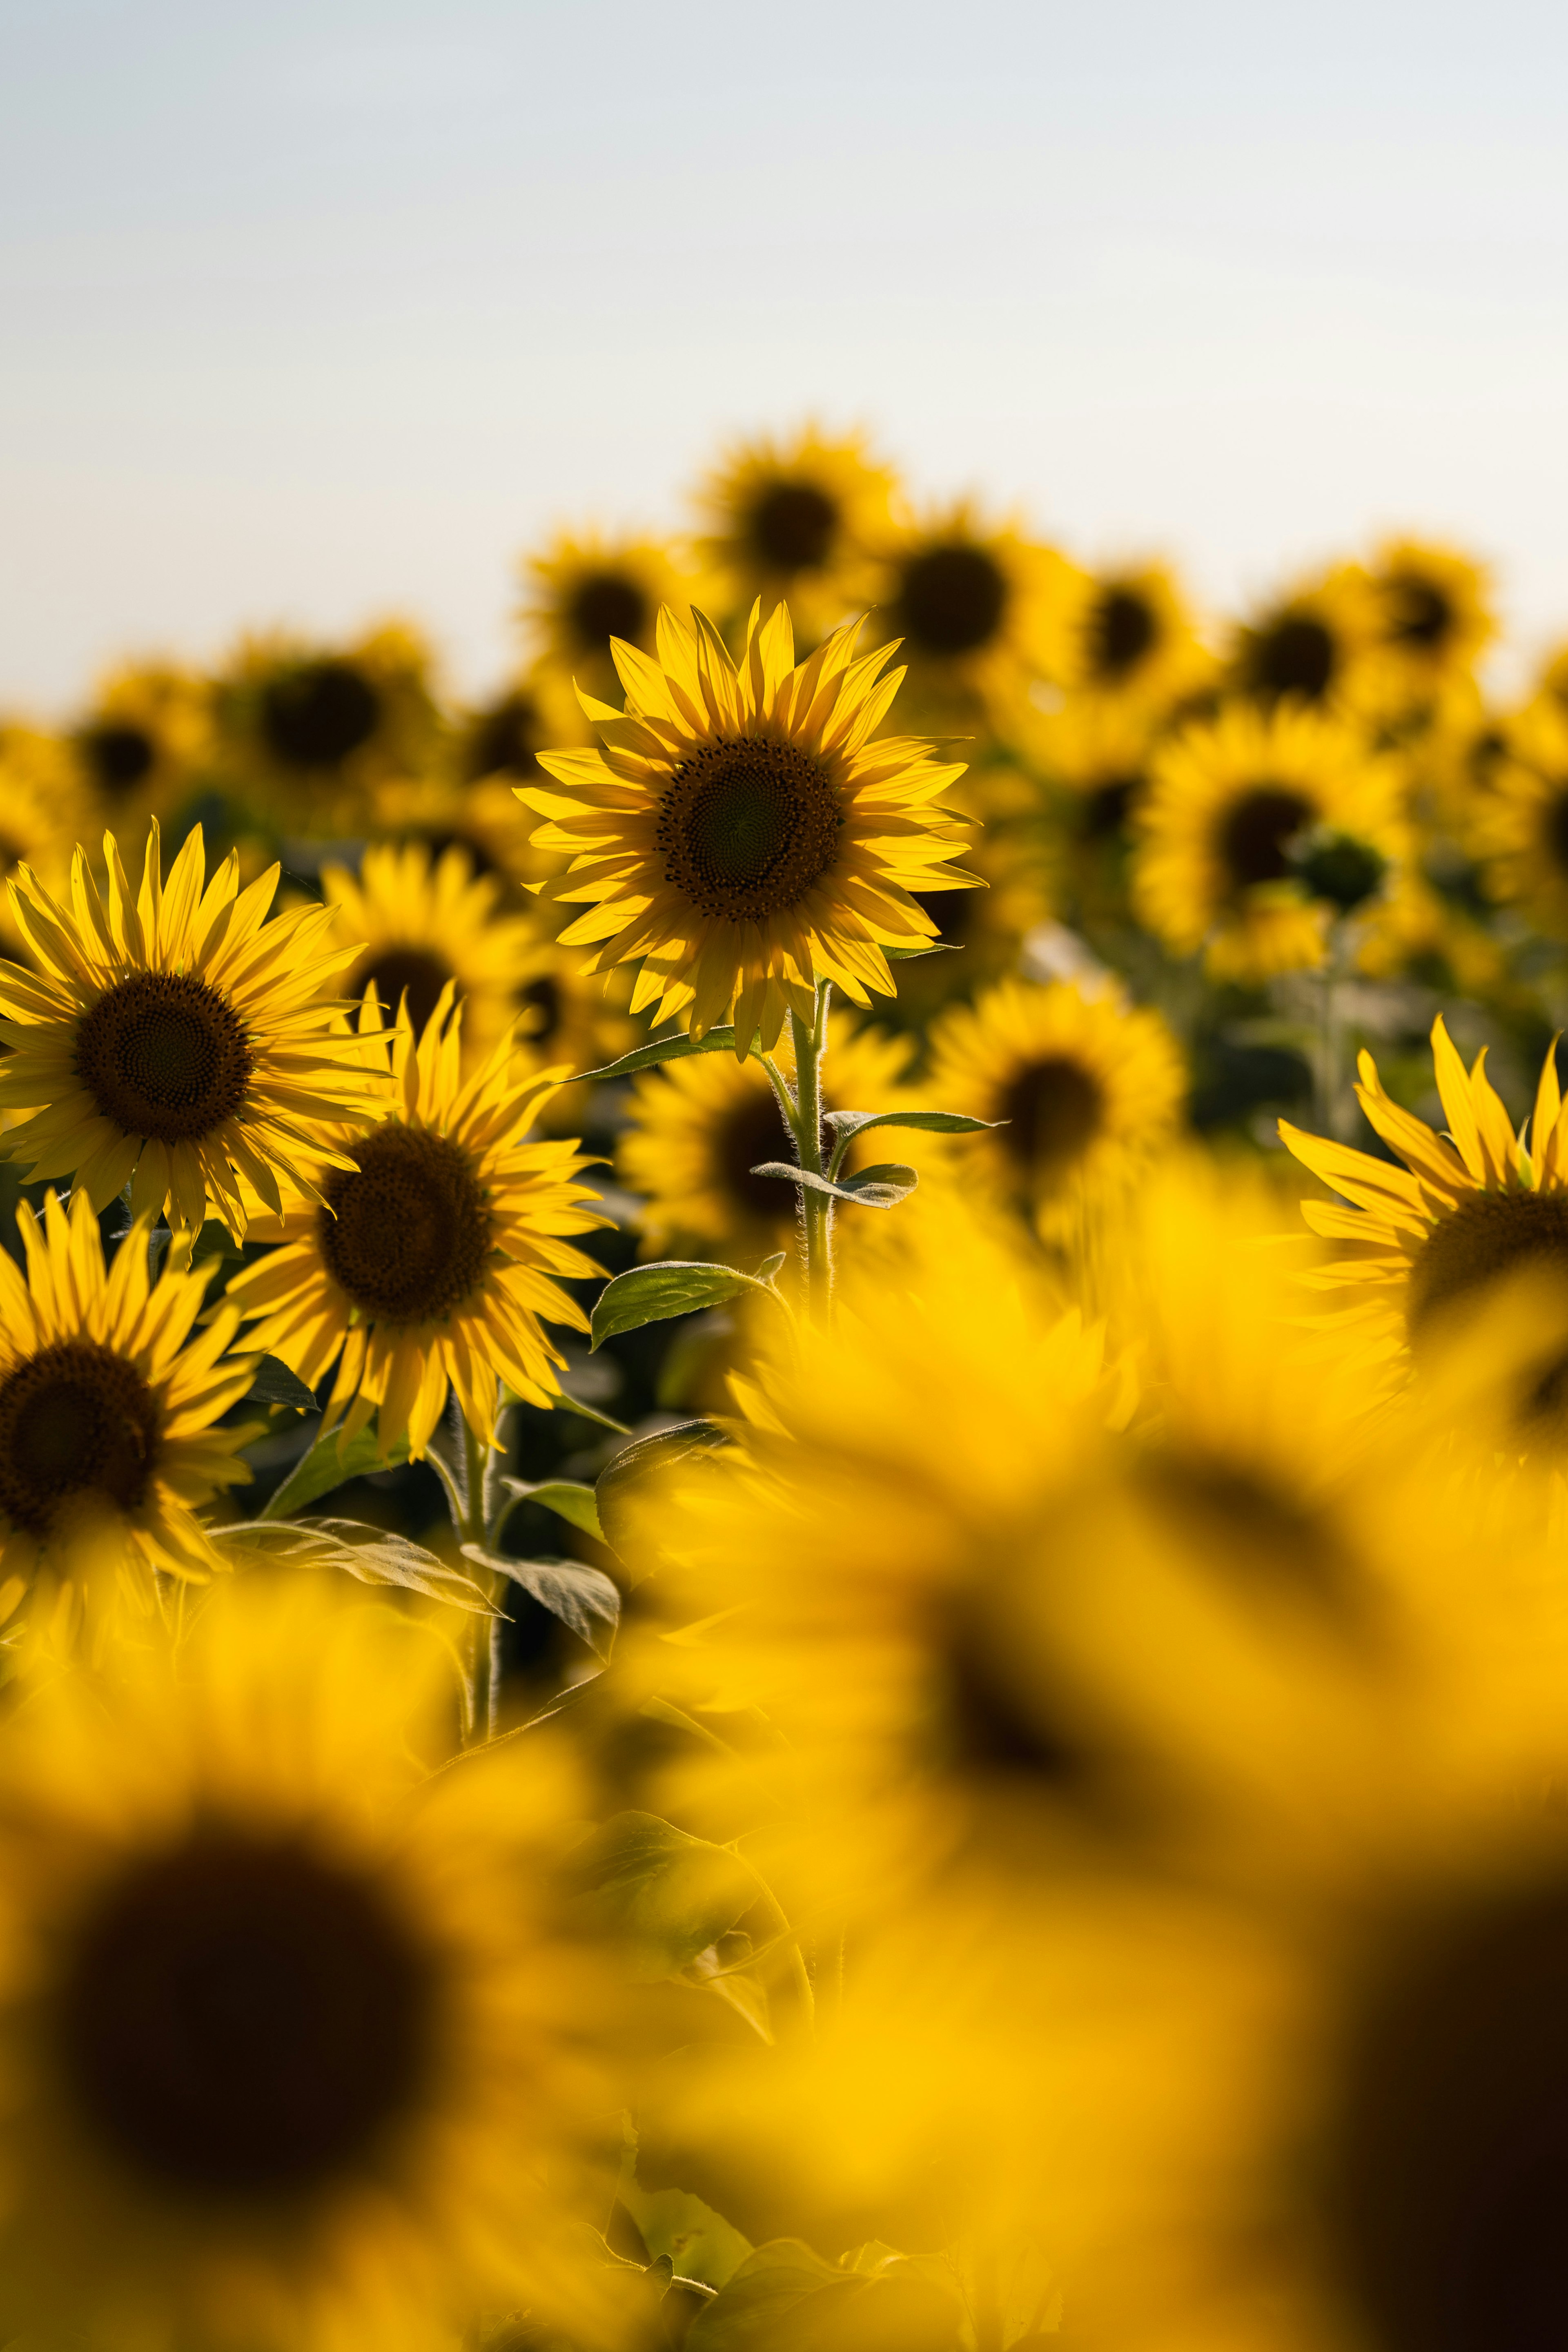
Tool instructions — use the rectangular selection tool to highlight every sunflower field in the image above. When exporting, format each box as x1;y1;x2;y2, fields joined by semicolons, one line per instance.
4;425;1568;2352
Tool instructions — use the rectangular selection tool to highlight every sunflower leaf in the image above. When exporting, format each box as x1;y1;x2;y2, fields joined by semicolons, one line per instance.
576;1029;764;1083
463;1546;621;1658
596;1420;729;1576
570;1810;757;1981
749;1161;920;1209
257;1422;410;1519
498;1477;604;1541
215;1517;492;1610
883;942;962;960
244;1354;319;1411
619;2181;753;2293
822;1109;1004;1138
591;1261;776;1350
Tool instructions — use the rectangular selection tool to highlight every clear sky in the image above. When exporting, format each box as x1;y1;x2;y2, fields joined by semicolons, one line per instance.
5;0;1568;710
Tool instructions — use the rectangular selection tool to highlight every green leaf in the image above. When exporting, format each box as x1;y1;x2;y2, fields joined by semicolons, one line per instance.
499;1477;604;1541
216;1517;492;1610
687;2243;967;2352
619;2183;753;2292
884;941;962;960
550;1388;633;1437
591;1261;775;1350
576;1027;761;1083
258;1423;410;1519
571;1810;757;1981
463;1546;621;1658
245;1354;318;1411
596;1420;728;1574
749;1161;919;1209
822;1108;1004;1140
684;2244;856;2352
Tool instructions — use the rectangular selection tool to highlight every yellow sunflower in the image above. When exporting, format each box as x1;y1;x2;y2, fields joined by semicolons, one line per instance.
1056;560;1214;710
225;993;608;1459
0;1570;610;2352
617;1012;923;1263
0;1185;256;1603
0;824;377;1238
693;422;897;641
522;600;976;1049
215;622;445;840
322;839;535;1063
1281;1014;1568;1393
523;528;709;707
1467;697;1568;935
0;723;83;955
926;976;1185;1234
868;503;1074;726
1132;701;1407;982
880;817;1056;1029
508;936;638;1134
71;659;214;837
1026;695;1162;926
1365;535;1495;708
1230;564;1379;713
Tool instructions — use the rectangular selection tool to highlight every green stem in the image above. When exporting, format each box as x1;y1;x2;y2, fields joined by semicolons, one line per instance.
788;982;834;1319
461;1417;504;1743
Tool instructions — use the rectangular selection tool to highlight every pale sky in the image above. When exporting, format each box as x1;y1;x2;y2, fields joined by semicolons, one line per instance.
5;0;1568;712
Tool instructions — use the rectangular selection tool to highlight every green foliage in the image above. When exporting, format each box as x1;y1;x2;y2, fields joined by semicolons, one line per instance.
244;1355;318;1410
462;1546;621;1657
216;1517;490;1609
822;1109;1001;1141
259;1422;410;1519
619;2182;753;2292
751;1161;919;1209
499;1477;604;1542
596;1420;728;1575
591;1261;778;1350
571;1810;757;1981
577;1028;763;1082
687;2239;967;2352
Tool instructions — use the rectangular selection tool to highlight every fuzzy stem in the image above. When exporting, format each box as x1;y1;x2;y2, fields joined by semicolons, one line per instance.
789;981;834;1319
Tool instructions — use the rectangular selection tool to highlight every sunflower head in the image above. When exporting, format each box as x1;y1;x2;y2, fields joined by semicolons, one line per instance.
72;661;214;833
1231;566;1379;713
523;601;977;1051
695;425;898;637
523;528;712;705
871;507;1072;725
1061;563;1213;710
215;623;443;836
323;837;536;1065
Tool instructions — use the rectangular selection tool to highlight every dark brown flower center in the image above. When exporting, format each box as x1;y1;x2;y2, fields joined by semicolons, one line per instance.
569;572;646;653
715;1088;796;1223
80;722;156;795
997;1055;1105;1183
1081;775;1144;841
1133;1451;1366;1622
1088;586;1158;680
261;660;381;769
1217;786;1313;889
319;1122;492;1326
1248;614;1337;702
898;544;1008;657
76;971;255;1144
352;946;452;1036
1408;1192;1568;1342
466;691;543;781
657;739;843;923
56;1829;435;2199
1387;574;1454;652
749;481;838;574
0;1340;160;1536
1330;1872;1568;2352
1543;788;1568;877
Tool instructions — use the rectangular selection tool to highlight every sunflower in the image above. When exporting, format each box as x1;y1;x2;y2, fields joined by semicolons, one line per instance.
0;723;83;955
1027;695;1162;927
523;528;709;706
0;1186;256;1603
225;993;608;1459
1280;1014;1568;1396
322;839;535;1063
1230;565;1379;713
71;659;214;837
1057;561;1213;711
0;1570;609;2352
508;937;638;1134
0;823;378;1238
868;503;1073;726
215;622;445;841
522;601;976;1049
1132;701;1407;982
1365;536;1495;711
882;818;1056;1029
693;423;896;641
617;1013;923;1264
926;976;1185;1235
1467;697;1568;935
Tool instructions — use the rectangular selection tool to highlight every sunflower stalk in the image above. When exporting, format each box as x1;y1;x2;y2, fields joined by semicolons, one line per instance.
787;982;835;1319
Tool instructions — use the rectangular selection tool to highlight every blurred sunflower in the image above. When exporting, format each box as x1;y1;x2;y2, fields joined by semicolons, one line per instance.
0;1186;255;1602
0;1572;609;2352
0;723;82;956
869;504;1073;726
617;1014;922;1264
322;839;534;1063
215;622;445;840
694;423;896;641
523;528;708;706
1468;698;1568;936
0;824;376;1237
523;601;976;1049
926;976;1185;1235
71;660;214;837
226;992;607;1459
1057;561;1213;711
509;938;638;1134
1027;696;1161;926
1231;566;1379;713
882;819;1055;1029
457;666;588;792
1132;702;1406;981
1366;537;1495;712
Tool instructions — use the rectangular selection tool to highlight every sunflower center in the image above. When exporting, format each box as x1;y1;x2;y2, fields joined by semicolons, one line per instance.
467;690;542;781
900;545;1008;657
1217;786;1313;889
261;660;381;769
570;572;646;652
80;722;156;794
320;1122;492;1326
353;946;452;1036
56;1829;434;2199
750;481;838;573
1081;775;1143;841
657;739;843;923
1543;790;1568;878
1089;586;1158;680
76;971;255;1144
1134;1452;1365;1620
942;1606;1089;1786
1251;615;1336;702
1407;1191;1568;1342
1388;576;1454;651
1331;1872;1568;2352
997;1056;1105;1183
520;974;563;1047
0;1340;160;1537
716;1090;795;1223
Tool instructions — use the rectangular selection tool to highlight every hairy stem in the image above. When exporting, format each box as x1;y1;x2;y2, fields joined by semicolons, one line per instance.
789;981;834;1319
